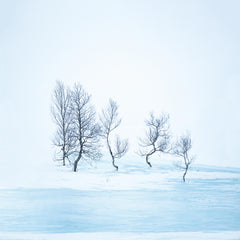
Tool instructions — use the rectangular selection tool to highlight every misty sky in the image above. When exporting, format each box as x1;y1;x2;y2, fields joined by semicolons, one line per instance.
0;0;239;168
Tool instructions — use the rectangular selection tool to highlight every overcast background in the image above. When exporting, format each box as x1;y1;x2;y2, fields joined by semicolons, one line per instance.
0;0;239;170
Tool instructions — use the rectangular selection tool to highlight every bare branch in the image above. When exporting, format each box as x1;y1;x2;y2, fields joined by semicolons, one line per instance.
99;99;128;170
113;135;129;159
172;132;195;182
138;112;170;167
51;80;75;166
70;83;102;172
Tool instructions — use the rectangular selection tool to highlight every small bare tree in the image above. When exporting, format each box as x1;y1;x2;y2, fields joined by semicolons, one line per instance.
173;133;194;182
139;112;170;167
71;83;101;172
51;81;75;166
100;99;128;170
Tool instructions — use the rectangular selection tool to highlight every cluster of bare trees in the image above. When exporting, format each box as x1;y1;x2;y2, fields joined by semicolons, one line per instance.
51;81;128;172
139;112;194;182
51;81;194;181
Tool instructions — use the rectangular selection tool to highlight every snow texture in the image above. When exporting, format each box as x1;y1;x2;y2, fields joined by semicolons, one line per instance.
1;232;240;240
0;158;240;239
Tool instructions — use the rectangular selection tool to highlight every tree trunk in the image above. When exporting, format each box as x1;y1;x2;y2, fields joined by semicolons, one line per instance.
107;137;118;171
112;158;118;171
62;146;65;166
146;154;152;167
183;164;189;182
73;160;78;172
73;153;81;172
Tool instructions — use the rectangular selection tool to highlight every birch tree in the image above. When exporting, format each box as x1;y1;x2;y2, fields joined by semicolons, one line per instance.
100;99;128;170
71;83;101;172
139;112;170;167
173;133;194;182
51;81;75;166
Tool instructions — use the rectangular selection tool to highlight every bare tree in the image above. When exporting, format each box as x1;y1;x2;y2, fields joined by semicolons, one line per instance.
51;80;75;166
100;99;128;170
71;83;101;172
173;133;194;182
138;112;170;167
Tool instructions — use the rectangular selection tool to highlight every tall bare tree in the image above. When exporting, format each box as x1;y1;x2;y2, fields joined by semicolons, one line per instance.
71;83;101;172
51;81;75;166
100;99;128;170
139;112;170;167
173;133;194;182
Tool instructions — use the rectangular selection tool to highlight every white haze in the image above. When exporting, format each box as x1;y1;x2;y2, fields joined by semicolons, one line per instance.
0;0;240;169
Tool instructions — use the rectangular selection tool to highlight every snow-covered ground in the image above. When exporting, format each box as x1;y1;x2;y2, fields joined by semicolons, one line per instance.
1;156;239;190
1;231;240;240
0;157;240;239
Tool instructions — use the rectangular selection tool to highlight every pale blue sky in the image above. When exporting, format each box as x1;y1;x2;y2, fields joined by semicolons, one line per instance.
0;0;239;167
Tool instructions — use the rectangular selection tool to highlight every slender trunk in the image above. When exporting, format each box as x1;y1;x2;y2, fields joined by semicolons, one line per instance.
62;121;66;166
107;136;118;171
74;114;83;172
73;155;81;172
183;164;189;182
73;149;82;172
146;148;156;167
73;159;78;172
110;149;118;171
146;154;152;167
112;157;118;171
183;154;189;182
62;146;66;166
